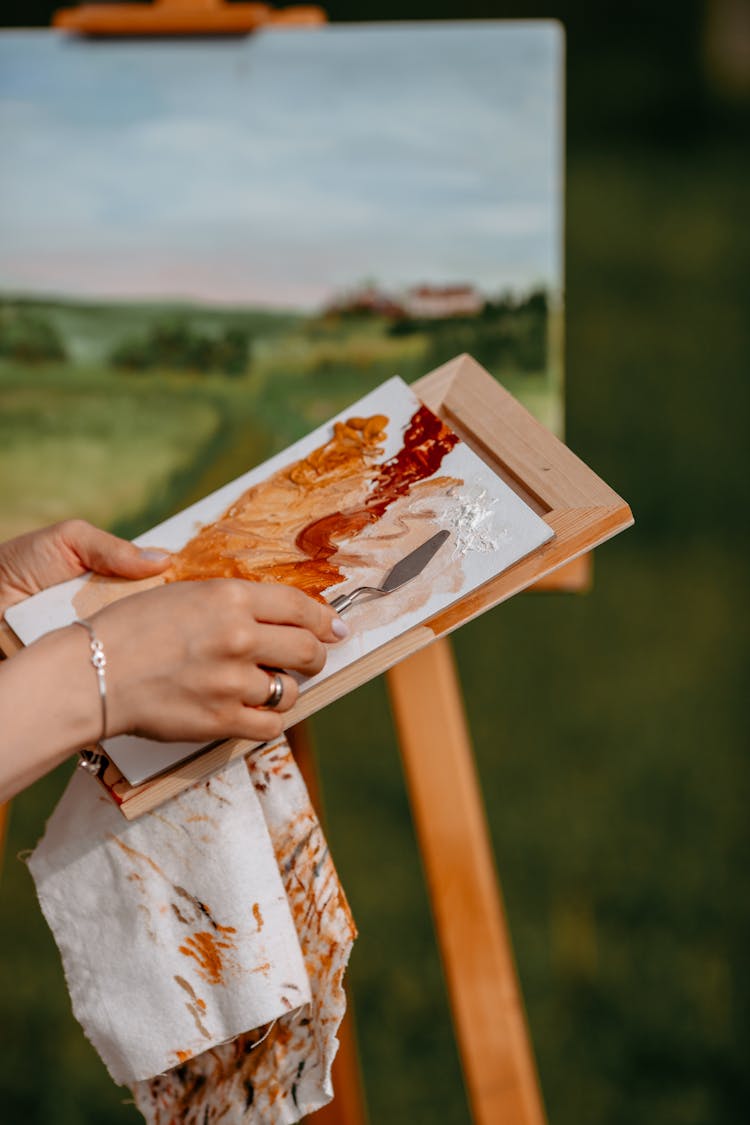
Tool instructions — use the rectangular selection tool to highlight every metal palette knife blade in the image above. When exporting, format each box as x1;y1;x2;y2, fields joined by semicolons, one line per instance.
380;528;451;592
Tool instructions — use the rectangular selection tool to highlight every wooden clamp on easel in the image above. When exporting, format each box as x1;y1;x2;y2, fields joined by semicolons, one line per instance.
0;7;633;1123
53;0;328;35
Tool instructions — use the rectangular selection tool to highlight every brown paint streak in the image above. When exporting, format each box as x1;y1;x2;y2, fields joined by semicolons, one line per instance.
173;974;202;1004
252;902;264;932
174;885;220;930
186;1001;211;1039
109;836;229;942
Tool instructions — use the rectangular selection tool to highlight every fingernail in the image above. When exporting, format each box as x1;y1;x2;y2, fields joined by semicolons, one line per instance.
331;615;349;639
139;548;171;562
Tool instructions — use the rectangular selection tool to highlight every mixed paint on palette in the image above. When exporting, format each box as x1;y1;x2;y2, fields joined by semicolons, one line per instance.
6;377;553;783
162;405;458;598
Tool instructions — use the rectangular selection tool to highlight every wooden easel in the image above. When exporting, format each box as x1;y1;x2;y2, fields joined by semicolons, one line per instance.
0;8;633;1122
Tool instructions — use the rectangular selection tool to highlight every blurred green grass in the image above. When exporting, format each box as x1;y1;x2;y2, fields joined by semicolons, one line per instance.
0;367;224;541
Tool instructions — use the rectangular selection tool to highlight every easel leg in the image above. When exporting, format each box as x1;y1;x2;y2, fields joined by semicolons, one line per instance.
387;638;547;1125
287;722;370;1125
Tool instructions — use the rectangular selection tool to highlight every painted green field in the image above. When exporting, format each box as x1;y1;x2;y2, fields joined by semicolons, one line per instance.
0;368;221;541
0;291;557;544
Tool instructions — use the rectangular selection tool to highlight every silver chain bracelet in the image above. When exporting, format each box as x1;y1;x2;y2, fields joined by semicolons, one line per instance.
73;619;107;775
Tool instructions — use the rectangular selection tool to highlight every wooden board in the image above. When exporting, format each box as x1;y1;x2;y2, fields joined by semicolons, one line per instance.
0;354;632;817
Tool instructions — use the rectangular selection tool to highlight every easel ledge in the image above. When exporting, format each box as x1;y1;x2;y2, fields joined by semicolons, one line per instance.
0;354;631;818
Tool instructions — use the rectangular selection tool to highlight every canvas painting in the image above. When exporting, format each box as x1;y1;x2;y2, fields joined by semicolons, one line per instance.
0;22;563;554
7;377;553;784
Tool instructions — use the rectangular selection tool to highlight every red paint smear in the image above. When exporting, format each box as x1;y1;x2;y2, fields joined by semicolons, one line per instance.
295;404;458;565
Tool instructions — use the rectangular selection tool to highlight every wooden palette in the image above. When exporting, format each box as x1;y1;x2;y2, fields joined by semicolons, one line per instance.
0;354;632;818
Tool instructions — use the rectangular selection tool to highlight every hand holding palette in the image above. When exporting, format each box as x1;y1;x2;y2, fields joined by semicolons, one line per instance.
5;373;553;788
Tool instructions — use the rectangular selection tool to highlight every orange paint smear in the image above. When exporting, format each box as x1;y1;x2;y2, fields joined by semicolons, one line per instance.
178;925;237;986
108;835;168;879
252;902;264;932
163;404;458;601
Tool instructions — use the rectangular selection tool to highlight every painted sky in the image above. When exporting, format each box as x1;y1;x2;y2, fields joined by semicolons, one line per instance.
0;23;562;310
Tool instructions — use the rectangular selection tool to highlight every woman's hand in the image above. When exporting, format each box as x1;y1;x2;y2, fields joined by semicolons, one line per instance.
0;519;171;614
0;520;348;801
90;578;347;746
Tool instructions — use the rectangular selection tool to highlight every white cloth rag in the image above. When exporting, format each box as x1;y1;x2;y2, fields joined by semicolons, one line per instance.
28;739;356;1123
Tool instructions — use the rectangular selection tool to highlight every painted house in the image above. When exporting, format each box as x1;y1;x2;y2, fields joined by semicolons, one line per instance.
326;285;406;318
405;284;485;319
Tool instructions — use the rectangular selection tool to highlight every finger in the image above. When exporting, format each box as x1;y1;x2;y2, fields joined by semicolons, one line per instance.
250;623;327;677
229;706;286;744
243;668;299;712
58;520;172;579
247;583;348;643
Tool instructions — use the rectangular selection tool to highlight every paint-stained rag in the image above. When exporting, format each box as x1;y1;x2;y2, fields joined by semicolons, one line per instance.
28;739;356;1123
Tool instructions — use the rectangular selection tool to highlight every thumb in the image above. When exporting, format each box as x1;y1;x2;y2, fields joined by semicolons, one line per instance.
60;520;172;579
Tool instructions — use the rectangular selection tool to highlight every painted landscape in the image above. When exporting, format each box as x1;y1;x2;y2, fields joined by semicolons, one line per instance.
0;284;559;545
0;24;563;545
